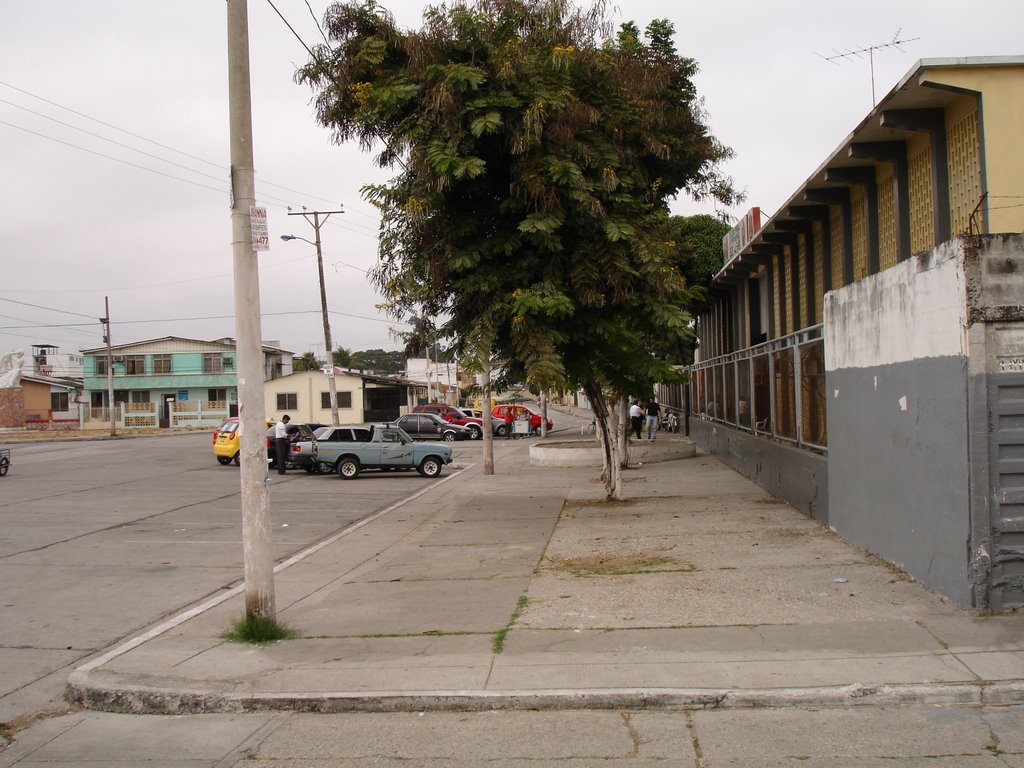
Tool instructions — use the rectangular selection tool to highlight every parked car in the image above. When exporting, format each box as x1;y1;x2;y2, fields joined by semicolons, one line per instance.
459;406;484;419
413;403;483;439
394;412;471;441
266;422;323;469
491;404;552;437
312;423;453;479
212;417;275;466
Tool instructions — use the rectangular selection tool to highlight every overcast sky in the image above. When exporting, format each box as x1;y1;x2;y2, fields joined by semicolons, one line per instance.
1;0;1020;363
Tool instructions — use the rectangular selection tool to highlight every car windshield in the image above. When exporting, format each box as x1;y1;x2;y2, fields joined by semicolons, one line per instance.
221;421;239;435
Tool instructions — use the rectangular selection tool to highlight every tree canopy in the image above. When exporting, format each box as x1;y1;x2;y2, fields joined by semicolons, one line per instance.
300;0;738;493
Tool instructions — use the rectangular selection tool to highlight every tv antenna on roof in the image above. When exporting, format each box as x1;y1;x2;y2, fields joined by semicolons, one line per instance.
816;29;919;105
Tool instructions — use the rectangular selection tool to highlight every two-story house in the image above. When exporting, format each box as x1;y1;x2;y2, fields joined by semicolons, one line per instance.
81;336;292;430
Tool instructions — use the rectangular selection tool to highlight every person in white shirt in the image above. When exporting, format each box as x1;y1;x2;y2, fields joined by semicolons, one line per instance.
629;400;643;440
274;415;291;474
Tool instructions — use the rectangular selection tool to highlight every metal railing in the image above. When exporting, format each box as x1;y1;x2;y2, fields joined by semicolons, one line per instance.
689;325;828;452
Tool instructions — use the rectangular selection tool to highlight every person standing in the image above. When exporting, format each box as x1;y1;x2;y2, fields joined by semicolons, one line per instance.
645;398;661;440
274;414;291;474
629;400;643;440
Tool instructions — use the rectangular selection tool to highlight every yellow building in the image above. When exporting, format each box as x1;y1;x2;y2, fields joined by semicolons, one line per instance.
263;368;427;425
684;57;1024;613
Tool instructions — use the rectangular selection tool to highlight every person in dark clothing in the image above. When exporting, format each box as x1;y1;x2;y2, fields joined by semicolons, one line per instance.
645;398;661;440
629;400;643;440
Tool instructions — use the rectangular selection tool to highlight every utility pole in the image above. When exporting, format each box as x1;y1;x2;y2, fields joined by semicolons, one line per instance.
101;296;115;437
227;0;275;624
286;208;344;426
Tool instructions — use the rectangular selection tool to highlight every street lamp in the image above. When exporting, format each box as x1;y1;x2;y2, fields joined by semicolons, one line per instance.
280;216;342;426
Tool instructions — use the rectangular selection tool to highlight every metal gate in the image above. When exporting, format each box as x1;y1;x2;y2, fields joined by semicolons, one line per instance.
988;374;1024;610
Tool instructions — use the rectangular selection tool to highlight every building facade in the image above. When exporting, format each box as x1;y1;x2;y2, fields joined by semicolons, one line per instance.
81;337;292;430
678;58;1024;612
264;368;427;425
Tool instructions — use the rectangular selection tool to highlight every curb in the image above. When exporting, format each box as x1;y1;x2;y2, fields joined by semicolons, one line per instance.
65;677;1024;715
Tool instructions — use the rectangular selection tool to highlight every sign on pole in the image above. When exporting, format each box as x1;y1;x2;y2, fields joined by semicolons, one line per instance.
250;206;269;251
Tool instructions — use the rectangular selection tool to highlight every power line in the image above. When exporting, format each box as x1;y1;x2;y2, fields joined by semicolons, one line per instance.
0;119;228;195
0;78;381;221
0;296;97;319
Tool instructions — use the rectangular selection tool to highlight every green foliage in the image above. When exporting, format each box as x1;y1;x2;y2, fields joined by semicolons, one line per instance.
294;351;321;372
300;0;738;420
221;615;297;644
332;346;353;367
348;348;405;374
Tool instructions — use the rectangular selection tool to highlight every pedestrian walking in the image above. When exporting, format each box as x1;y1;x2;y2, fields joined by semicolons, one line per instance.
645;398;661;440
274;414;291;474
629;400;643;440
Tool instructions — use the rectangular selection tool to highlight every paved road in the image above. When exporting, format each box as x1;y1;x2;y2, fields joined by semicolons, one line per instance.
5;415;1022;766
0;431;483;726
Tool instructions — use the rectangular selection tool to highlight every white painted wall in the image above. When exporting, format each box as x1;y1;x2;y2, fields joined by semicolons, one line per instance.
823;240;967;372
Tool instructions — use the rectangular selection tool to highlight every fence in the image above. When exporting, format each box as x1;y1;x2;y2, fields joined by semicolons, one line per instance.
83;401;231;430
689;325;828;452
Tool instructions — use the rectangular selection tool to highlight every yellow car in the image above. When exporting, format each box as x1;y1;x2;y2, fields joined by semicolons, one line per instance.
213;417;275;466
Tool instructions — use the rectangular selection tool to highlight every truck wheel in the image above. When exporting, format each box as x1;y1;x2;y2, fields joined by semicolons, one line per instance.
467;425;482;440
337;457;361;479
418;456;443;478
217;456;232;466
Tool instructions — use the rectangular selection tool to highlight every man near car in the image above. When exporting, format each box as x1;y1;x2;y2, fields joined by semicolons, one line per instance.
274;415;291;474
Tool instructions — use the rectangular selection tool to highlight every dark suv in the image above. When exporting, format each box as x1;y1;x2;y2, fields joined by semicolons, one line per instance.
412;403;483;440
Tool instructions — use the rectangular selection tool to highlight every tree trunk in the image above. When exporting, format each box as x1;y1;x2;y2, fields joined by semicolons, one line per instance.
584;381;619;500
482;365;494;475
614;395;629;470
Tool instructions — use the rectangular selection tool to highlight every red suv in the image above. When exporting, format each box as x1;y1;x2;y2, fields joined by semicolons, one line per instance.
413;403;483;440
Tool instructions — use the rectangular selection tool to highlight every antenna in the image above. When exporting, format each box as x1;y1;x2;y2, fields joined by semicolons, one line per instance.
816;29;919;105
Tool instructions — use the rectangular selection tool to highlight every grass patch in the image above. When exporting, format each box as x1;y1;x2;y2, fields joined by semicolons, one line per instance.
220;614;297;644
549;553;694;577
492;595;528;654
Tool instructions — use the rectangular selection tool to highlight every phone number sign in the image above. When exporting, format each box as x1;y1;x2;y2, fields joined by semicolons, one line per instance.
250;206;269;251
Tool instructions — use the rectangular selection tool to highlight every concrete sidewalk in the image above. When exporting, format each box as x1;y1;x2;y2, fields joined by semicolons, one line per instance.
66;432;1024;714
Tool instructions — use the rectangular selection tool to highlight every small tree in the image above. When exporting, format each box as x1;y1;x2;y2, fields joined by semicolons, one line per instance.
295;351;321;372
301;0;737;497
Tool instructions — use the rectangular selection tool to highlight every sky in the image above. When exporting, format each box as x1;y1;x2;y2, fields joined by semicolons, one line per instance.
1;0;1021;365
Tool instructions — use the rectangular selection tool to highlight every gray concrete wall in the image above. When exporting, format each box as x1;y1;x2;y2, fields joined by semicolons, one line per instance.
825;357;971;606
689;420;828;524
824;241;972;607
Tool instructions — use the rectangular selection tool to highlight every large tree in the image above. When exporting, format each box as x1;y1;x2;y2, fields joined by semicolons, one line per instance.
301;0;737;496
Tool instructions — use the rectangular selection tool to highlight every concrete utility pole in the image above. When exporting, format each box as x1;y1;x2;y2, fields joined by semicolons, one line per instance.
101;296;115;437
285;208;344;426
227;0;275;623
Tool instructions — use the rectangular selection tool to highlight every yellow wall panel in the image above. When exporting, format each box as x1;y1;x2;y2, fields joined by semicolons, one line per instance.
829;206;843;288
908;143;934;254
813;221;825;324
877;171;897;270
947;108;982;235
851;186;867;281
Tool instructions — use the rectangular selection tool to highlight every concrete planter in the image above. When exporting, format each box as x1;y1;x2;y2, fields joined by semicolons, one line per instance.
530;438;696;467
